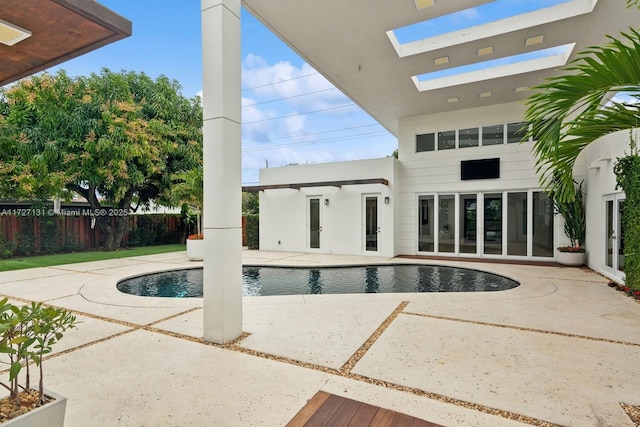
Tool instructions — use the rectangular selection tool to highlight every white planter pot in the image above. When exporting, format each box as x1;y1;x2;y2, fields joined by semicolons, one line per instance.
556;251;585;266
186;239;204;261
4;390;66;427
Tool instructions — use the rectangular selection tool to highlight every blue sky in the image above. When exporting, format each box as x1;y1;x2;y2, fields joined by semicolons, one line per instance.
48;1;567;184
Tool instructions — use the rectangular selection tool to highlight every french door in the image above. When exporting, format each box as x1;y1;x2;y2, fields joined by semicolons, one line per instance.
417;191;554;259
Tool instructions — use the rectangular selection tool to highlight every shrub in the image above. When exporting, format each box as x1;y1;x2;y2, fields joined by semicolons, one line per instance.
245;214;259;249
614;136;640;289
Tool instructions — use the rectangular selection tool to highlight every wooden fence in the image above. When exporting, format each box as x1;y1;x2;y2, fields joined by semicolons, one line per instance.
0;214;249;256
0;214;184;256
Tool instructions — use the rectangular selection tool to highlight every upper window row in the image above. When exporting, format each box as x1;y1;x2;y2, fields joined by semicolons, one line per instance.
416;122;530;153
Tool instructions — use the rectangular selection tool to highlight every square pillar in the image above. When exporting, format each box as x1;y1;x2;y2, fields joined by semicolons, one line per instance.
201;0;242;344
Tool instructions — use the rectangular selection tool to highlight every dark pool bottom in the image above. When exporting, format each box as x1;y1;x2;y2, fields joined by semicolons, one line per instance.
116;265;519;298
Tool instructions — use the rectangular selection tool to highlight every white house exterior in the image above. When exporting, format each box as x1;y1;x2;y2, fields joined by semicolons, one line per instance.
257;100;630;284
259;157;397;257
246;1;637;285
202;0;637;341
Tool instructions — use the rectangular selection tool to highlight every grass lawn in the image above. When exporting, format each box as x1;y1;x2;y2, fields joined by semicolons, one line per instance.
0;244;186;272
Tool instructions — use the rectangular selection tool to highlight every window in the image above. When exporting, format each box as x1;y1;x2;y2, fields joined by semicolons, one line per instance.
438;130;456;150
415;122;531;153
416;133;435;152
507;122;529;143
482;124;504;146
459;128;479;148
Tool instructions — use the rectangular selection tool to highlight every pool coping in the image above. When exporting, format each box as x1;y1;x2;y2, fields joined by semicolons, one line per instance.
77;256;557;309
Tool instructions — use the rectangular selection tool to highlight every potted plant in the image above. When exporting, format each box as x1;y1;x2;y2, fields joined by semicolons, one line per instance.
186;233;204;261
0;299;77;426
553;181;586;266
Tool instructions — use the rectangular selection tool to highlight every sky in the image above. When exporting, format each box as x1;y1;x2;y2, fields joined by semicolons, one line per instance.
47;0;570;185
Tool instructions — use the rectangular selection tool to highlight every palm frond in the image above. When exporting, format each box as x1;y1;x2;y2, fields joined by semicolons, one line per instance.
524;28;640;201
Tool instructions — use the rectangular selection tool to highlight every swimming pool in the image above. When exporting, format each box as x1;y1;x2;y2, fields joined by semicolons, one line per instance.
116;264;519;297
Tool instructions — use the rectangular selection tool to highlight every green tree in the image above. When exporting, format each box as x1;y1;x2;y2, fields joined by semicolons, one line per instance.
0;69;202;250
242;192;259;215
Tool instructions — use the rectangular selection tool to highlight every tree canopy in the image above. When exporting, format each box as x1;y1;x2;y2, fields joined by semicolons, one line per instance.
0;69;202;250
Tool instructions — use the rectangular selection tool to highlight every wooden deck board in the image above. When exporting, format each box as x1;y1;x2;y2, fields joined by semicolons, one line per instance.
286;391;445;427
346;403;379;426
286;391;331;427
302;394;346;427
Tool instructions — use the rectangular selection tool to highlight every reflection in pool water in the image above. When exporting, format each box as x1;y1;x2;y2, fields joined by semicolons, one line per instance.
117;265;519;298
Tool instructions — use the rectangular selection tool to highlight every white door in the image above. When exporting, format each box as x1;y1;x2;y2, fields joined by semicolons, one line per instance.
363;195;380;254
308;196;322;250
604;193;626;280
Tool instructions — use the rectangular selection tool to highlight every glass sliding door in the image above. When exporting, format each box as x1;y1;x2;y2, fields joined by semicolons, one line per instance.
364;196;379;252
418;195;434;252
507;192;527;256
532;191;554;257
308;197;321;249
459;194;477;254
415;190;555;259
438;195;455;253
484;193;503;255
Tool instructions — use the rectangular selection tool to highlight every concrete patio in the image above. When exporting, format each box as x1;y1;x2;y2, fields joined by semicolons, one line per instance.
0;250;639;426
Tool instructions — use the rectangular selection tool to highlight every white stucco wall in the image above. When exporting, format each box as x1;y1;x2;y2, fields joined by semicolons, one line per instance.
257;102;632;264
580;129;636;278
259;157;397;257
395;101;586;257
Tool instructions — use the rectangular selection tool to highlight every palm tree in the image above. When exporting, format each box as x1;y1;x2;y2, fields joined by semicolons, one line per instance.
524;2;640;288
171;166;203;237
524;27;640;202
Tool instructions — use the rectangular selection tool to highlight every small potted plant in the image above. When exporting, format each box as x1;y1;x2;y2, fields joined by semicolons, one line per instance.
0;299;77;426
553;181;586;266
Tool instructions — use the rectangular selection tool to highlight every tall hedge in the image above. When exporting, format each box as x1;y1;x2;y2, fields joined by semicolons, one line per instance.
245;214;259;250
614;137;640;289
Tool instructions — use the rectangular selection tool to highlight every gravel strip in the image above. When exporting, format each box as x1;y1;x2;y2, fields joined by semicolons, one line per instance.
622;403;640;426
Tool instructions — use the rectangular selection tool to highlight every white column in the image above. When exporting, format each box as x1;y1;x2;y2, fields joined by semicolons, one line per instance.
201;0;242;344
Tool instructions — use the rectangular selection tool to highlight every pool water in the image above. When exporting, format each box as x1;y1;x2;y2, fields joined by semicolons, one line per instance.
116;265;519;298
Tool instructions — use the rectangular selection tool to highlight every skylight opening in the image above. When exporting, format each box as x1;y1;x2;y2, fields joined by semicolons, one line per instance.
387;0;597;58
412;44;575;92
394;0;571;45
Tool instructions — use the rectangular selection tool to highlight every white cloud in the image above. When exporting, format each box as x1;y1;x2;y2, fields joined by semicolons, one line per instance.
235;54;396;183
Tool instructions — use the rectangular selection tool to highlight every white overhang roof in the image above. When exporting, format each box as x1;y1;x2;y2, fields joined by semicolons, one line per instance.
242;0;637;136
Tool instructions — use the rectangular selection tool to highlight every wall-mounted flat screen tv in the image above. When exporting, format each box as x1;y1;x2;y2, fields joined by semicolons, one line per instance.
461;158;500;180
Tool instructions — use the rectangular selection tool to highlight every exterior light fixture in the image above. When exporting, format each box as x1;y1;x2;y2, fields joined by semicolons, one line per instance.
477;46;494;56
514;86;529;93
324;199;329;206
384;197;390;204
525;35;544;47
480;91;492;98
415;0;435;10
448;97;459;103
434;56;449;65
0;19;31;46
